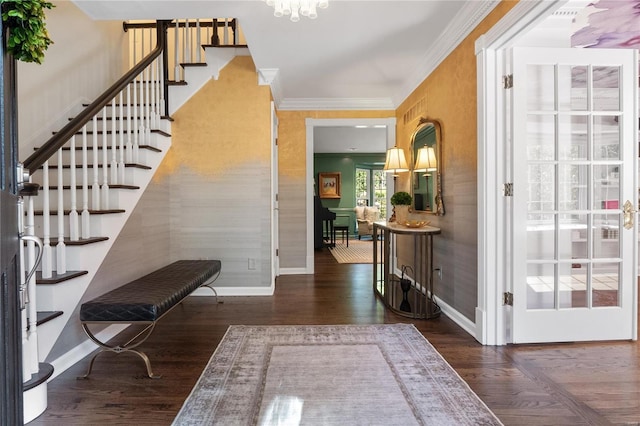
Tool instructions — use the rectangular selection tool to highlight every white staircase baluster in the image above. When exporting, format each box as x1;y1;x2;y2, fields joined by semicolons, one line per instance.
174;20;180;82
151;59;162;129
133;28;137;66
150;57;157;130
224;19;229;45
158;54;165;119
101;107;110;210
196;20;201;63
118;91;126;184
132;67;140;165
125;84;133;165
139;67;147;149
144;66;151;147
182;19;187;70
69;135;79;241
110;98;118;184
81;125;91;239
91;115;100;211
185;19;190;64
41;160;52;278
56;148;66;274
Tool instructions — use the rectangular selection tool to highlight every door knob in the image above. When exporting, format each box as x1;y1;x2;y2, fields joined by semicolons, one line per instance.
623;200;637;230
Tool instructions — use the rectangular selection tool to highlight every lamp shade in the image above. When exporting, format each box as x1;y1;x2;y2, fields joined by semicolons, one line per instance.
383;147;409;175
414;146;437;172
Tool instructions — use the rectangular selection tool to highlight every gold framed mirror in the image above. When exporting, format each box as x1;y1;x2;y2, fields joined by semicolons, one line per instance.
410;117;444;215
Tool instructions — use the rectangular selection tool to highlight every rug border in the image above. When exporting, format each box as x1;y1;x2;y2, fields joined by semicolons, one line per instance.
172;323;503;426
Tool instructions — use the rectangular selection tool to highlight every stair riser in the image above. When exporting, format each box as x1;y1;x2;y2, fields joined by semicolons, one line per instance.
31;165;151;188
31;213;119;249
27;187;128;211
34;139;159;164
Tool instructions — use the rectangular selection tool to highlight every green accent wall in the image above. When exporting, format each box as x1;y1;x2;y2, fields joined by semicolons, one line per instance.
314;153;385;235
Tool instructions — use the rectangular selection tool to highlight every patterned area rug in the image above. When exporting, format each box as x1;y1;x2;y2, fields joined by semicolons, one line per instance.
329;239;374;264
172;324;502;425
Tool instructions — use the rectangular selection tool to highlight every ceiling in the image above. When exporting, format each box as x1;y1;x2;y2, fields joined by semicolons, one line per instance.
73;0;500;111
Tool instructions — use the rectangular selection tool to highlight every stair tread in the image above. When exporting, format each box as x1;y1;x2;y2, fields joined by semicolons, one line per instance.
36;270;89;284
60;236;109;245
41;163;153;170
167;80;188;86
34;209;125;215
43;184;140;190
202;43;248;48
180;62;207;67
53;129;171;138
35;144;162;153
23;363;54;392
36;311;63;326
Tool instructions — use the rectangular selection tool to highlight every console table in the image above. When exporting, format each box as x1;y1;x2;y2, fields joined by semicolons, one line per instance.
372;220;441;319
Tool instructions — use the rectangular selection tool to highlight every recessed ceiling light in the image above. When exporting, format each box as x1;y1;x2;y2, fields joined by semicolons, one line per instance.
355;125;368;128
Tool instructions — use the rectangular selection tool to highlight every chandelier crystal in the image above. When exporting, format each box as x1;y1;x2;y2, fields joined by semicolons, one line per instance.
264;0;329;22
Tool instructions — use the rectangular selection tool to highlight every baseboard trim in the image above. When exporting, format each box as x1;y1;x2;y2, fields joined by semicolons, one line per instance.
434;296;477;339
190;286;274;297
278;267;311;275
48;324;130;381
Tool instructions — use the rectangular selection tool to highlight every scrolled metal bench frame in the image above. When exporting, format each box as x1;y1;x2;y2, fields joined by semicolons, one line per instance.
78;268;220;379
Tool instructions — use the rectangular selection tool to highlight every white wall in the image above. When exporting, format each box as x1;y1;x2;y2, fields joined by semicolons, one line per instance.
17;1;126;159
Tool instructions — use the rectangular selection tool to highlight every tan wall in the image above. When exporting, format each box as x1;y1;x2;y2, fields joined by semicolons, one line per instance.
277;110;394;269
395;0;518;320
158;55;274;289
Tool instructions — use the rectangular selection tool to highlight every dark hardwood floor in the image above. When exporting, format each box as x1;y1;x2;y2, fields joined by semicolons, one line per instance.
31;246;640;425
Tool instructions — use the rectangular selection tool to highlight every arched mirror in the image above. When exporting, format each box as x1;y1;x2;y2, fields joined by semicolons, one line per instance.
410;117;444;215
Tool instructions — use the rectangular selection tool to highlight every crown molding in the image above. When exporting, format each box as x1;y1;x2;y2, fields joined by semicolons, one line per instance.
395;0;500;107
475;0;565;52
277;97;395;111
257;68;283;105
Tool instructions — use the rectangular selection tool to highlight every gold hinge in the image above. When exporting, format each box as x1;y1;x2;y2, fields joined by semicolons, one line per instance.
503;183;513;197
503;292;513;306
503;74;513;89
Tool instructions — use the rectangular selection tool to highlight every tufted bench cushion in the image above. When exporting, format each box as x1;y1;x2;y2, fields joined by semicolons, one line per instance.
80;259;221;323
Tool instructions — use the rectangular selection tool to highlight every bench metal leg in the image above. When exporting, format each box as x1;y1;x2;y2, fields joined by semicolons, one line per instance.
78;322;161;379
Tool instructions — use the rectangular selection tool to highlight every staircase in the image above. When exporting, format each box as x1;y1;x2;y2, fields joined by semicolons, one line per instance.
19;18;248;423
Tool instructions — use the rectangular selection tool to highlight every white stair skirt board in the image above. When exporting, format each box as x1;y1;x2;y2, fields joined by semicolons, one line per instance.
23;382;47;424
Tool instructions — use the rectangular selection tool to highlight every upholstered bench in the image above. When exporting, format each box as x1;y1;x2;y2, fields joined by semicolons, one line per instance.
79;259;221;379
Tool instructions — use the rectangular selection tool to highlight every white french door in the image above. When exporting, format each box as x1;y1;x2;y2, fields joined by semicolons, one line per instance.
511;47;638;343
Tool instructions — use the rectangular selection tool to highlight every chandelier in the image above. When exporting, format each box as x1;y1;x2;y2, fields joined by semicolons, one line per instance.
264;0;329;22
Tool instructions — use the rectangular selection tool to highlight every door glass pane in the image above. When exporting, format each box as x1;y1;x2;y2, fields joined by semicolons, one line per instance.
559;262;587;308
559;65;588;111
594;115;620;160
528;213;555;260
593;213;620;259
527;115;555;160
593;66;620;111
560;213;587;260
528;164;555;211
558;164;586;210
527;64;555;111
558;115;587;160
593;165;620;210
592;262;620;307
526;263;555;309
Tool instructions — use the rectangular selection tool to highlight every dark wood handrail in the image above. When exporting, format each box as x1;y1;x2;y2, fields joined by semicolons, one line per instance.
23;20;171;175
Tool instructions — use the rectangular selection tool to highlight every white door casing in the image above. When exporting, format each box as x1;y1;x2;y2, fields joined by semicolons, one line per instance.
271;102;280;284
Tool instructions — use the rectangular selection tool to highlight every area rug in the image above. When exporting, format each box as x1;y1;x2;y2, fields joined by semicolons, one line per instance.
172;324;502;425
329;239;374;264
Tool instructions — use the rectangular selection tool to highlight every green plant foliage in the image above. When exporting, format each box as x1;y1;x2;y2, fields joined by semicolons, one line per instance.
390;191;411;206
2;0;54;64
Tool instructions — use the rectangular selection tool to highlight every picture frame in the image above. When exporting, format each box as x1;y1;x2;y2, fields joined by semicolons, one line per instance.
318;172;341;199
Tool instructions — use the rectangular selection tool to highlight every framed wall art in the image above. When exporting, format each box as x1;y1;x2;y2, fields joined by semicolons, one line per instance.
318;172;341;199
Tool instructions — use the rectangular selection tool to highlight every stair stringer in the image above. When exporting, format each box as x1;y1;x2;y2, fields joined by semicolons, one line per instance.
169;46;250;115
34;132;172;362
